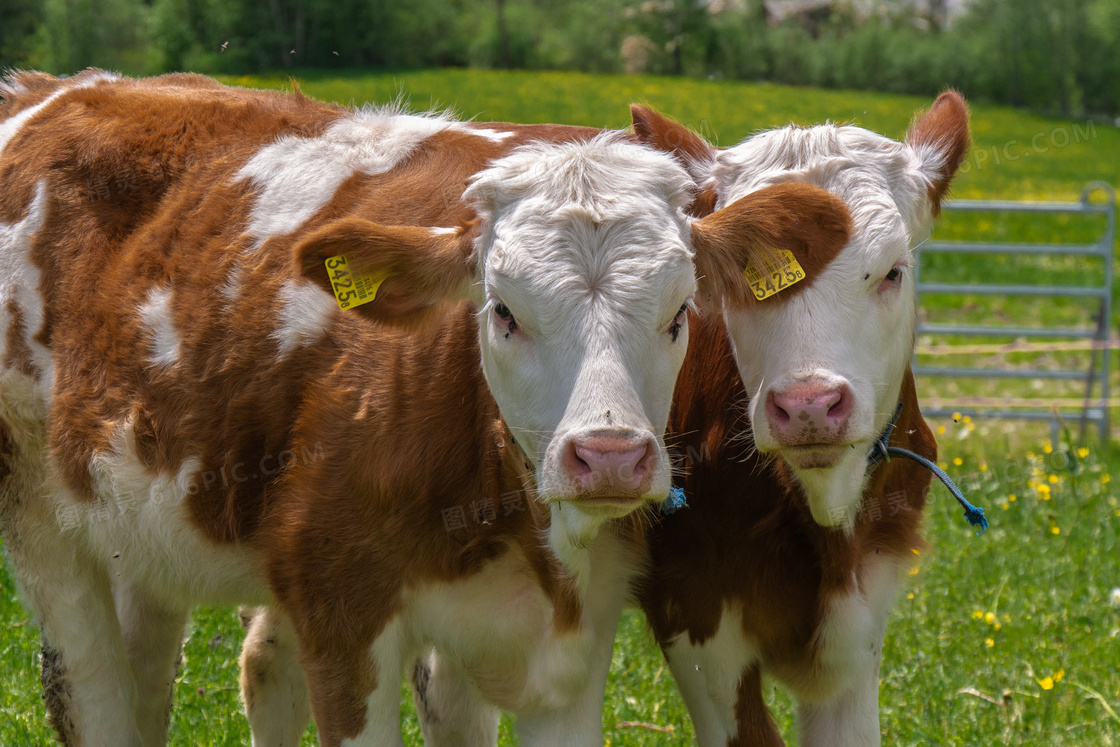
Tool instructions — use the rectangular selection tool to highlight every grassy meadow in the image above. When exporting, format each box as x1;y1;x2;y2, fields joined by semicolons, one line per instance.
3;68;1120;745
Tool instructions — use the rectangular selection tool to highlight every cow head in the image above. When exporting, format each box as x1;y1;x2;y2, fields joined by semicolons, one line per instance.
634;93;969;527
296;133;848;546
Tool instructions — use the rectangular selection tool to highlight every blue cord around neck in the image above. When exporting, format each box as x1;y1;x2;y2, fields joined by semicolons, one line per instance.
868;402;988;535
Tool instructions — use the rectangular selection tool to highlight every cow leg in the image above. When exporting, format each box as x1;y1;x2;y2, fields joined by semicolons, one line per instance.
239;605;311;747
663;635;782;746
796;644;883;747
9;500;142;745
114;579;190;746
410;649;499;747
302;616;408;747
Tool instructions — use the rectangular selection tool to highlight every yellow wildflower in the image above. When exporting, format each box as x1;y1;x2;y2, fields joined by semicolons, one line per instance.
1102;474;1112;485
979;461;988;471
1077;447;1090;459
962;415;972;424
1051;526;1060;535
1040;677;1054;690
937;425;946;435
907;592;914;599
1048;474;1058;484
985;637;994;648
908;566;920;576
984;612;996;624
972;610;984;619
1054;669;1064;682
952;412;961;422
953;457;963;466
1043;441;1053;454
1008;494;1017;502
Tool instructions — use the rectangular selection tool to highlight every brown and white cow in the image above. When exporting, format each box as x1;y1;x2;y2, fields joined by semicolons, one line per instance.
627;94;969;745
0;71;850;746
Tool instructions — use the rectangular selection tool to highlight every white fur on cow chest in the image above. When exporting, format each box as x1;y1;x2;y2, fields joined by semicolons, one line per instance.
787;554;903;703
77;419;270;607
406;528;639;713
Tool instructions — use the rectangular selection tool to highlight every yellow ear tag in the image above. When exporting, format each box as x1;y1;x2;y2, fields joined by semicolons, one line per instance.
324;255;390;310
743;249;805;301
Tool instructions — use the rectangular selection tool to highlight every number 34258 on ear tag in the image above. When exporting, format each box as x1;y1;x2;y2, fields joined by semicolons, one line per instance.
324;255;390;310
743;249;805;301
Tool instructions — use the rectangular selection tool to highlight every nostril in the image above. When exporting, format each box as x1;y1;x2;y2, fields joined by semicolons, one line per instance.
766;392;791;425
563;441;593;480
825;387;852;422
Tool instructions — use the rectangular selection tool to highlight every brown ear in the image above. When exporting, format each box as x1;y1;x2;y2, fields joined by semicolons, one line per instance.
691;182;852;309
906;91;970;214
294;217;476;323
631;104;716;186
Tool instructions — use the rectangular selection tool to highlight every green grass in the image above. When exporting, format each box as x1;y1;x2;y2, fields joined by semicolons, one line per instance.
4;68;1120;744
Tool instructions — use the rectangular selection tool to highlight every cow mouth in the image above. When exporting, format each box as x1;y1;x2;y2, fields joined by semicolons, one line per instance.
568;493;649;515
780;443;849;470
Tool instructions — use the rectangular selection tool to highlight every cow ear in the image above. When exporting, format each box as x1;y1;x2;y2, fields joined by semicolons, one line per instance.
294;217;477;324
630;104;716;184
690;182;852;310
906;91;970;214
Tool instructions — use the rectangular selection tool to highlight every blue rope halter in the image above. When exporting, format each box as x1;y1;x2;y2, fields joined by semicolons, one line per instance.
868;402;988;535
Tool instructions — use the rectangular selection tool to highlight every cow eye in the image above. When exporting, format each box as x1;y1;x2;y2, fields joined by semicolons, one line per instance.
668;303;688;343
494;301;518;336
879;266;904;292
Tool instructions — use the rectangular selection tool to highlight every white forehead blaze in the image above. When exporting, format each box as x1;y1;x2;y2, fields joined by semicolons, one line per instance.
467;133;696;327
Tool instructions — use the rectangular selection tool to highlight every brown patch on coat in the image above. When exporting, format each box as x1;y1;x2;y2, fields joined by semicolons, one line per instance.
690;182;852;310
4;299;38;379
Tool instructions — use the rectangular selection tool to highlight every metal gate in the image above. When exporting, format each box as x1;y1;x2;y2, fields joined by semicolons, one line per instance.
913;181;1116;441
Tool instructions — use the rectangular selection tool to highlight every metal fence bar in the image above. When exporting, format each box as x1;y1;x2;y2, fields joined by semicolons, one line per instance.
914;181;1116;441
914;367;1097;381
917;324;1099;338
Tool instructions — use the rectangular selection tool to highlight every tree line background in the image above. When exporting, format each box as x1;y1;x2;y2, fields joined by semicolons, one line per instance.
2;0;1118;118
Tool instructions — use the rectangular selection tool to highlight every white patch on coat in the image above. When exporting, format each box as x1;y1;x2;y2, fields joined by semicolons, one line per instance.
794;555;902;747
137;286;182;368
397;528;640;745
710;123;943;526
272;279;337;357
465;134;696;516
469;128;515;142
83;421;269;607
429;226;458;235
0;181;52;395
663;604;761;746
237;108;459;241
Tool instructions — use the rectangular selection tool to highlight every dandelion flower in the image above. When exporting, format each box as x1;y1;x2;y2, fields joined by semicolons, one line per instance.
1050;526;1060;535
907;592;914;599
1008;494;1017;502
952;412;962;422
1102;474;1111;485
1054;670;1064;682
953;457;963;466
963;415;972;424
1077;447;1091;459
1048;474;1059;484
979;461;988;471
937;425;946;435
1040;677;1054;690
984;612;996;624
972;610;985;620
1043;441;1053;454
985;637;994;648
908;566;920;576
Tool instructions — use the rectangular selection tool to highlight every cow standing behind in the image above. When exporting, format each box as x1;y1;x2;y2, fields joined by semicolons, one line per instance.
630;94;970;745
0;72;850;745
